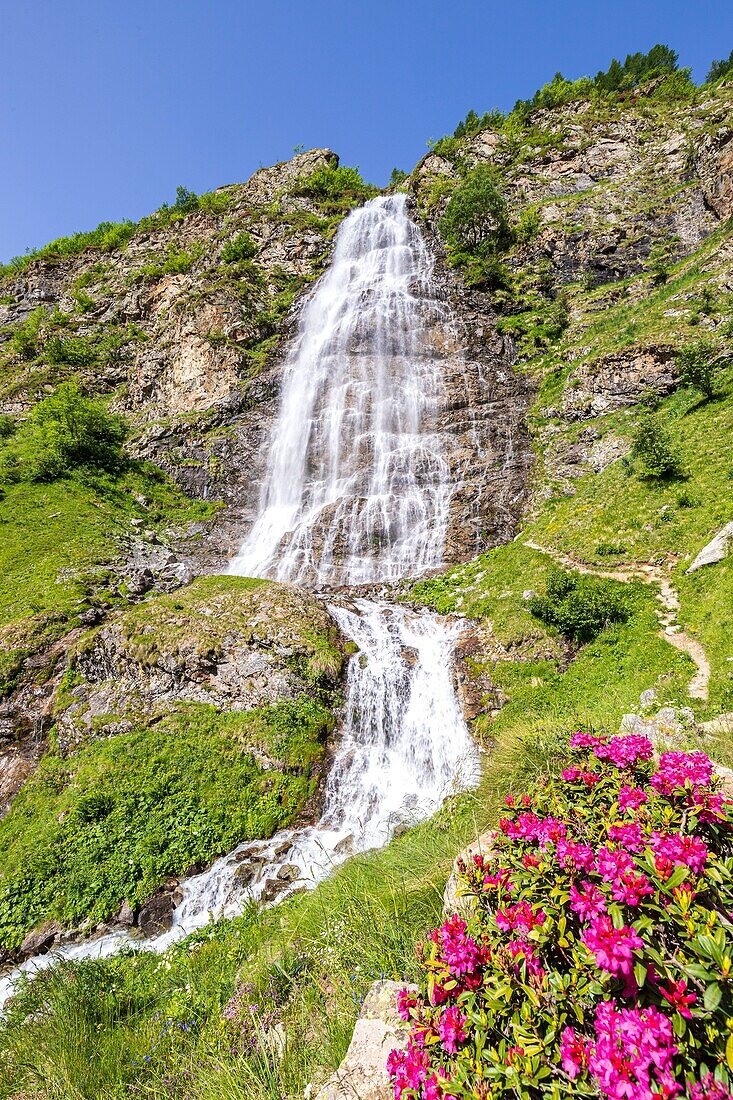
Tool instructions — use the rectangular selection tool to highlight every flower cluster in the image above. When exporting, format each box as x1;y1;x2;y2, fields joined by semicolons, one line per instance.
388;732;733;1100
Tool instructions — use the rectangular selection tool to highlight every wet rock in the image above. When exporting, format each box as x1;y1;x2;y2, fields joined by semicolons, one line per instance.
276;863;301;883
260;877;287;903
19;920;62;960
314;980;417;1100
138;886;176;937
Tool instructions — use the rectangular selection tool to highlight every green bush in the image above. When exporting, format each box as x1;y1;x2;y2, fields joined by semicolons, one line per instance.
676;340;720;398
0;415;15;441
221;231;257;263
529;567;632;641
439;165;511;255
631;415;684;479
297;164;376;203
9;307;46;360
26;381;128;480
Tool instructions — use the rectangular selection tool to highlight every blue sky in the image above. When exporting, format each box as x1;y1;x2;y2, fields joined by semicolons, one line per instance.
2;0;733;262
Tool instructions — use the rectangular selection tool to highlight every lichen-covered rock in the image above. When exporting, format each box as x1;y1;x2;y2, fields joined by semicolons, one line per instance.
315;980;417;1100
54;575;346;746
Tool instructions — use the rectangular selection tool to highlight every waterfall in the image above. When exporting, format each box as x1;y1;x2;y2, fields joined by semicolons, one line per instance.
0;195;479;1008
228;194;455;586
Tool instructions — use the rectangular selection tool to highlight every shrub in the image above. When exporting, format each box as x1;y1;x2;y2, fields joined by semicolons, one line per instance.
221;232;257;263
9;307;45;360
631;416;684;479
0;415;15;441
439;165;511;255
296;164;376;204
389;167;409;187
390;733;733;1099
676;341;720;399
26;381;127;480
529;567;631;641
173;185;199;213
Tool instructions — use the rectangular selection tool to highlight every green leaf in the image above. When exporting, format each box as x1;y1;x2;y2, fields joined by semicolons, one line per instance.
704;982;723;1012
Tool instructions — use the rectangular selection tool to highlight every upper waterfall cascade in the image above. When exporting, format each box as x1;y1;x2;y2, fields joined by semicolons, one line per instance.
0;195;479;1009
229;193;458;586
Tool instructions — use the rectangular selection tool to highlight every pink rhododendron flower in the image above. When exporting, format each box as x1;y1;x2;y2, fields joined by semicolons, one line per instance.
688;1080;733;1100
570;731;606;750
562;766;582;781
507;938;545;977
582;770;601;786
560;1026;591;1078
555;837;596;871
396;987;418;1022
589;1000;680;1100
650;750;714;795
594;734;654;769
496;900;546;934
618;784;648;812
582;916;642;980
437;1005;467;1054
570;880;608;921
659;978;696;1019
387;1037;430;1097
596;845;635;884
607;821;645;852
610;871;653;907
430;915;483;977
650;832;708;876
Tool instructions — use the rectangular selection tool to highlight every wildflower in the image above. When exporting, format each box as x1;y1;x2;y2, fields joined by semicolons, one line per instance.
618;784;648;812
659;977;696;1019
589;1000;680;1100
650;750;715;796
387;1037;430;1096
688;1080;733;1100
650;832;708;876
596;845;635;885
583;915;642;981
582;770;601;786
610;871;653;907
555;837;596;872
396;987;418;1022
607;821;645;852
507;938;545;978
570;731;606;750
570;880;607;921
496;900;546;934
562;766;582;782
594;734;654;769
559;1026;591;1078
431;914;482;977
438;1005;467;1054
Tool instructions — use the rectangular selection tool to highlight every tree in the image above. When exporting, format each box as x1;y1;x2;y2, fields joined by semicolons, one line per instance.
439;165;511;254
631;415;684;479
676;341;720;399
707;49;733;83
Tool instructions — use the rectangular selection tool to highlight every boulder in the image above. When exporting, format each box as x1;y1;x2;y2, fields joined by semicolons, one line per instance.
686;522;733;574
315;980;417;1100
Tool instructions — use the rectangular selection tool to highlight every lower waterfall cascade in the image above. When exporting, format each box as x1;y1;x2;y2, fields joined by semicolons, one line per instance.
0;195;481;1009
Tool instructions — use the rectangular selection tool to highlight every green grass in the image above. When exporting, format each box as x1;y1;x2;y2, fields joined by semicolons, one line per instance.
678;557;733;716
0;466;214;697
0;697;332;951
0;725;558;1100
526;376;733;567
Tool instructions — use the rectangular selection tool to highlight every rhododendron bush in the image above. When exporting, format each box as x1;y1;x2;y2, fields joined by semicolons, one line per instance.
389;733;733;1100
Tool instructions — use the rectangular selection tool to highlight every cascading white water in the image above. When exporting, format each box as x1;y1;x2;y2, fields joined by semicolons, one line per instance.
0;194;480;1009
229;194;454;585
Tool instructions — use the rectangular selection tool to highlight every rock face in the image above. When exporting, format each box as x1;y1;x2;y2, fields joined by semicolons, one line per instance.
315;981;416;1100
54;576;345;747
